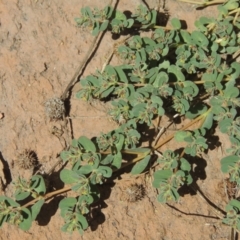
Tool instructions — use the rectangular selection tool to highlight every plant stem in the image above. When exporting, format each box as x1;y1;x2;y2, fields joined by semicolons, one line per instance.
132;23;172;31
113;109;212;171
114;153;147;172
153;109;211;151
229;8;240;15
22;186;71;208
177;0;224;6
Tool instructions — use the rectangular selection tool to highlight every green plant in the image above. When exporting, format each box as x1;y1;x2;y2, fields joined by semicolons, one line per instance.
1;0;240;236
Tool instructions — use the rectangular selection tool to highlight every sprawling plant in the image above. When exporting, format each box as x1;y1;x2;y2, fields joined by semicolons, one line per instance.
0;0;240;235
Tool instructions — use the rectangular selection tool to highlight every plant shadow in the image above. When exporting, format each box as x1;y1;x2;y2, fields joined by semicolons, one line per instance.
36;195;64;226
178;150;207;197
36;170;65;226
88;181;115;231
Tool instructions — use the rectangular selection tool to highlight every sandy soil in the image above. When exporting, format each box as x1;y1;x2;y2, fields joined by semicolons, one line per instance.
0;0;232;239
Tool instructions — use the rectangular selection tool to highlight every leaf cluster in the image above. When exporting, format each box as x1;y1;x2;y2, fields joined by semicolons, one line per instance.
75;1;240;233
75;4;156;35
0;176;45;231
153;150;192;202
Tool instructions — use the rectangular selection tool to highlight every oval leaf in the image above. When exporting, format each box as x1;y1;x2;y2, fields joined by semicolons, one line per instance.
19;208;32;231
174;130;192;142
60;169;79;184
78;136;96;152
31;199;45;221
131;155;151;175
15;192;31;201
171;18;181;29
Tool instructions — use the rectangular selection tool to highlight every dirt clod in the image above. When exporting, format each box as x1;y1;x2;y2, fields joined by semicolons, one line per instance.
45;97;65;121
16;150;38;170
121;183;145;202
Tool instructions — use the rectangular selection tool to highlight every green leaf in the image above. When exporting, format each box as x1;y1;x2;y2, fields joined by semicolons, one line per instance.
31;199;44;221
112;152;122;169
31;175;46;195
152;169;172;188
84;6;94;19
201;112;213;130
181;99;190;112
78;195;94;205
15;192;31;201
221;155;240;173
98;166;113;178
115;10;127;21
76;213;88;230
19;208;32;231
226;46;239;54
59;197;77;217
168;65;185;81
180;30;192;43
0;214;8;227
100;20;109;31
174;131;192;142
224;86;239;99
60;151;72;162
92;22;100;36
127;19;134;28
219;118;232;133
171;18;181;29
60;169;79;184
105;5;114;18
78;165;93;175
101;154;114;165
0;196;20;207
151;95;163;105
78;136;96;152
126;147;151;154
180;158;191;171
171;187;180;200
183;81;199;97
131;155;151;175
101;86;115;98
71;139;79;148
223;0;239;10
228;199;240;211
191;31;209;47
159;60;170;69
115;66;128;83
186;103;208;119
115;134;125;151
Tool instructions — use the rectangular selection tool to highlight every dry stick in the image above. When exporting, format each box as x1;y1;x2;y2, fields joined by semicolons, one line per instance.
22;186;71;208
177;0;224;6
153;120;174;147
60;33;101;100
153;111;208;151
